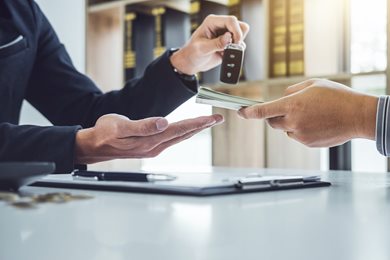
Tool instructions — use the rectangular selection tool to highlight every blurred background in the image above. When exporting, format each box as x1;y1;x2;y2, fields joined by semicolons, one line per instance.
20;0;390;173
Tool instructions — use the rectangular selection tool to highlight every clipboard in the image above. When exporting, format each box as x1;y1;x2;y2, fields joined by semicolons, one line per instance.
31;171;331;196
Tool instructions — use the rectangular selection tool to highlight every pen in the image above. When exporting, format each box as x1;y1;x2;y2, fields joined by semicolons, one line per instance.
72;170;176;182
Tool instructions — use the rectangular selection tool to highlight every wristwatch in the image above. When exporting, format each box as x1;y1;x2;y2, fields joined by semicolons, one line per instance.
169;48;197;82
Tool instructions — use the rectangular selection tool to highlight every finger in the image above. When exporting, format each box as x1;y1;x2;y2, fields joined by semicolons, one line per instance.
238;98;288;119
199;32;232;54
207;15;244;43
146;125;208;158
239;21;250;40
119;114;224;151
284;79;315;96
118;117;168;138
151;114;223;144
266;116;291;131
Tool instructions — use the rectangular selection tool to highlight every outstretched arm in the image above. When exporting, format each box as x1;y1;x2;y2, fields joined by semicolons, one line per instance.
238;79;378;148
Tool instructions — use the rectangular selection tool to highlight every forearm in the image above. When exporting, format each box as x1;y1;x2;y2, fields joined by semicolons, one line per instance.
0;123;81;173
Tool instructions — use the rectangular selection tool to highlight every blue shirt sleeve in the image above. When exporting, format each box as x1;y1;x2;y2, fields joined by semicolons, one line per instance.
376;95;390;156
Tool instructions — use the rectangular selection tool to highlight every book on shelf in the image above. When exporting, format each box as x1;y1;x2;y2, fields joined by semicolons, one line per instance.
124;8;136;81
195;87;262;110
88;0;116;6
269;0;305;78
287;0;304;76
190;0;201;34
123;3;190;80
124;5;154;80
269;0;288;78
151;6;166;58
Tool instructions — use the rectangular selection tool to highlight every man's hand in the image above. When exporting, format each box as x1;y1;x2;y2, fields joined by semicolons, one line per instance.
238;79;379;148
75;113;223;164
170;14;250;75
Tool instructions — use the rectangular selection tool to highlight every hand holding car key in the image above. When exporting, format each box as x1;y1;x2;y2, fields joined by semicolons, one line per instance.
220;43;245;84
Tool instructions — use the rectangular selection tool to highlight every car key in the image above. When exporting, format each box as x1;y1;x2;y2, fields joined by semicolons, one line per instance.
220;43;244;84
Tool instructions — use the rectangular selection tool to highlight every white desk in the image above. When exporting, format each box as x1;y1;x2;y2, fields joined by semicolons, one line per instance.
1;168;390;260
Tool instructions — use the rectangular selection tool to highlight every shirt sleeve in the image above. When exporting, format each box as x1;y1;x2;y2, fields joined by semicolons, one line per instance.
376;95;390;156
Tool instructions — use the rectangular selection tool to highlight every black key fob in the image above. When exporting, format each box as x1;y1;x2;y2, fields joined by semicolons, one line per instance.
220;43;244;84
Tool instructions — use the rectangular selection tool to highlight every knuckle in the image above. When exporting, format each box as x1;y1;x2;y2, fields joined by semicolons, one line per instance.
217;37;226;49
284;87;293;96
205;14;215;22
137;143;153;154
139;123;154;134
111;122;121;135
229;15;238;22
174;126;188;137
252;107;266;118
287;99;302;114
308;78;322;86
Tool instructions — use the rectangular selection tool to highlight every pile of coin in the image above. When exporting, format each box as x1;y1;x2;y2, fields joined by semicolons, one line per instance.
0;191;93;209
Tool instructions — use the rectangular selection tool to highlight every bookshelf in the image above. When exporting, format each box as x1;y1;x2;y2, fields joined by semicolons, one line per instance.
86;0;354;170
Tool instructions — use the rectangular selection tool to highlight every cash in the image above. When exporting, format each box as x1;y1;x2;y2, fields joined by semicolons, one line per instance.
0;191;93;209
32;192;93;204
195;87;262;111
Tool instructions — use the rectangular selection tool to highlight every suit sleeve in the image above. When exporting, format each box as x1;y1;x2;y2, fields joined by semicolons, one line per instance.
10;2;197;173
25;2;197;128
0;123;81;173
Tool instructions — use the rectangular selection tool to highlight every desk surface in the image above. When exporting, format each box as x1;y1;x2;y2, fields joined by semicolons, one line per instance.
1;168;390;260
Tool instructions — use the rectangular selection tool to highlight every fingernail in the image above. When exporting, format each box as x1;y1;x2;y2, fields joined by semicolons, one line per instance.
214;119;224;126
214;115;225;125
206;119;217;126
156;118;168;131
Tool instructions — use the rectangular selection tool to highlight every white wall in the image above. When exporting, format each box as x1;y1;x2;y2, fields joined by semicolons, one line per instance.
20;0;86;125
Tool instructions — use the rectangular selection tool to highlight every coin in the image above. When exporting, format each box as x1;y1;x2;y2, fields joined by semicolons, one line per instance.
11;201;36;209
4;191;93;209
0;192;18;203
68;194;94;200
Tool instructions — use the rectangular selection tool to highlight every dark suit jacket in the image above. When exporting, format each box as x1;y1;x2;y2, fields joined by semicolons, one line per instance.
0;0;197;173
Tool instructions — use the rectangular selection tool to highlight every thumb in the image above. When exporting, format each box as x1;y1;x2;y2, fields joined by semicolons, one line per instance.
238;98;288;120
200;32;232;54
120;117;169;137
